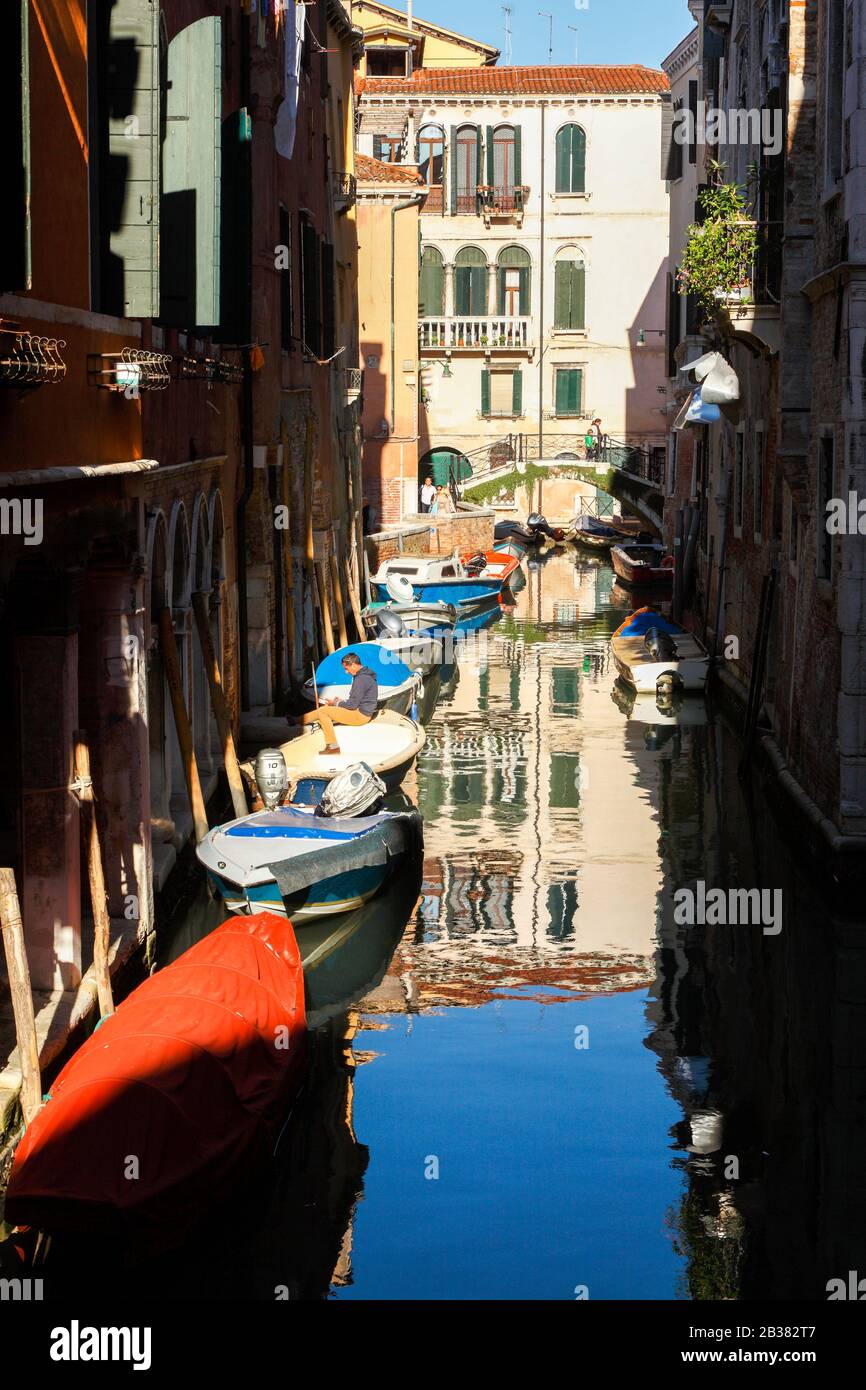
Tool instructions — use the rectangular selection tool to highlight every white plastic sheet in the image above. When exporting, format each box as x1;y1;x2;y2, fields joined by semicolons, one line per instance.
275;1;307;159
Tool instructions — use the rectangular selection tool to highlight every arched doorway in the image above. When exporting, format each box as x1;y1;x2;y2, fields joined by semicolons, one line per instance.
419;447;472;490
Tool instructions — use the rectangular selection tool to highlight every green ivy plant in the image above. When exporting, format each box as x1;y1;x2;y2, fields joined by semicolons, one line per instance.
678;165;758;314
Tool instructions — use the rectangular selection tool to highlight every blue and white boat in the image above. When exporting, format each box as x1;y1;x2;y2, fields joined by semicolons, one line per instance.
303;641;420;716
197;802;423;923
369;554;508;613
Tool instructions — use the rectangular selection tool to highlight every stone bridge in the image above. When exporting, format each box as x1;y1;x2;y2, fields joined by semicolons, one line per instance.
460;449;664;534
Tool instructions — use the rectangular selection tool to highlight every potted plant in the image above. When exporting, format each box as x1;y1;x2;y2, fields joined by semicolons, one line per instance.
678;163;758;316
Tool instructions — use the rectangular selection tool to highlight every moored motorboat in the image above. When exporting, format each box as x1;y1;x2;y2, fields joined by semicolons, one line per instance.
360;601;456;674
361;598;457;633
4;913;306;1243
302;641;420;716
494;514;564;548
370;552;513;613
242;709;425;797
492;535;528;563
611;542;675;588
198;799;423;922
610;608;710;695
572;515;621;550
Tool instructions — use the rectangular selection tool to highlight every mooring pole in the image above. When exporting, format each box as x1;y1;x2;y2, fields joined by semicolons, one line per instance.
0;868;42;1126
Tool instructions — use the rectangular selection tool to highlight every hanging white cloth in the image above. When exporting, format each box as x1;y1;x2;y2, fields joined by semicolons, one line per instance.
275;1;306;159
682;350;740;405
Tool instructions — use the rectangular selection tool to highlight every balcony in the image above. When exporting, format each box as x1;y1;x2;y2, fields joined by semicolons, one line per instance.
343;366;364;407
419;317;533;353
715;221;782;354
332;172;357;213
477;184;530;226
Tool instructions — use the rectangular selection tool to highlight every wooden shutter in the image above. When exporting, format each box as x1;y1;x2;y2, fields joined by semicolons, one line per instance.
514;126;522;185
512;369;523;416
162;16;222;327
555;127;570;192
300;217;322;356
660;97;675;180
217;107;251;343
455;266;469;315
519;266;530;315
279;206;292;350
571;263;585;328
1;0;31;291
470;264;487;314
554;262;569;328
322;242;336;358
100;0;160;317
450;126;459;214
486;126;495;185
571;126;586;192
476;127;483;201
496;268;506;316
481;369;491;417
419;250;443;315
555;368;568;415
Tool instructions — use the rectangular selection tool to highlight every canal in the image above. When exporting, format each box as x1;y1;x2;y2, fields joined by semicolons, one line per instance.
35;549;866;1300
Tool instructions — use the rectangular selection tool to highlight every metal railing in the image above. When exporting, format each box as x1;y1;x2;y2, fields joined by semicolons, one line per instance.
332;172;357;208
419;316;532;351
0;326;67;387
478;184;530;217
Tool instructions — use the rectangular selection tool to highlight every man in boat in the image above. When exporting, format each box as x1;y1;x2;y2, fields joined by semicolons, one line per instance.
301;651;378;755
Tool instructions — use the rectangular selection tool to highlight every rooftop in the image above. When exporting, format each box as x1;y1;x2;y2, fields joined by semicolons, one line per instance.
355;152;425;185
357;64;670;98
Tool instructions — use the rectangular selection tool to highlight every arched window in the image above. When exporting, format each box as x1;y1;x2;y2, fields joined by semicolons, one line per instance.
492;125;517;194
454;247;489;316
554;248;586;330
497;246;530;316
454;125;481;213
417;124;444;187
555;125;587;193
419;246;445;316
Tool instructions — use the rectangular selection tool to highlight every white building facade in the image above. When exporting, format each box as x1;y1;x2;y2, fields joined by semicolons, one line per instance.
357;65;672;485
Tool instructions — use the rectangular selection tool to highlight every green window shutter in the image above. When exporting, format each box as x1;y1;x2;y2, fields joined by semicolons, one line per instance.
476;126;483;201
512;369;522;416
514;126;522;186
161;15;222;327
419;251;444;316
455;267;468;315
2;0;31;291
450;126;459;214
554;262;569;328
470;264;487;314
572;263;586;328
555;127;570;192
496;268;506;315
572;127;586;192
555;369;567;415
102;0;160;317
481;369;491;417
486;126;495;185
570;369;582;413
322;242;336;357
518;266;530;316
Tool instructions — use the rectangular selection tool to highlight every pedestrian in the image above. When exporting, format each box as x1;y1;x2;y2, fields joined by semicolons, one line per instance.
436;486;455;515
590;418;604;461
419;475;436;513
300;651;378;755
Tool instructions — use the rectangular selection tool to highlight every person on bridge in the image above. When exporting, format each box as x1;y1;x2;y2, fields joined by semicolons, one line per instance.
301;651;378;755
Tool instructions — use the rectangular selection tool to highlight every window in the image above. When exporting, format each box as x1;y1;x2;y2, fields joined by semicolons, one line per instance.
555;367;583;417
279;206;292;351
555;125;586;193
322;242;336;359
419;246;444;316
754;425;765;540
417;124;444;186
666;99;684;182
367;47;409;77
482;368;522;418
824;1;845;187
817;432;835;580
734;429;746;533
554;256;586;330
300;215;322;357
497;246;530;316
373;134;403;163
453;125;480;213
486;125;521;194
454;247;488;315
1;0;30;291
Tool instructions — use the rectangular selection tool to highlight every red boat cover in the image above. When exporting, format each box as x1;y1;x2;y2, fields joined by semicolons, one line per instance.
5;914;306;1238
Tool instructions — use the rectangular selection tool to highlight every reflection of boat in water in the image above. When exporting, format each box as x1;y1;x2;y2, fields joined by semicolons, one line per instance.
610;678;709;726
300;860;423;1025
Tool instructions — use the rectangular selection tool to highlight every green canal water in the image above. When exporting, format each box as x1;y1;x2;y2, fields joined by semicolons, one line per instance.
26;550;866;1300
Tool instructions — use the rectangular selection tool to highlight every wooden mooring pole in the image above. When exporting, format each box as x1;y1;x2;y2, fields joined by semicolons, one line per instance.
191;591;248;820
329;531;349;649
0;868;42;1126
280;420;300;697
73;732;115;1019
158;607;210;844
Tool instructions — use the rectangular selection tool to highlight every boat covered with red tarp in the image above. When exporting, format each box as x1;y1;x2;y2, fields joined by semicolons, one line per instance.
5;913;306;1242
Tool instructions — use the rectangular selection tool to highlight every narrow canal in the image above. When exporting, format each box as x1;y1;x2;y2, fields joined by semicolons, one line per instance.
38;549;866;1300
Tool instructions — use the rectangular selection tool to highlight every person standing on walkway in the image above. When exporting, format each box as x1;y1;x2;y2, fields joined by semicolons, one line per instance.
419;476;436;513
301;652;378;755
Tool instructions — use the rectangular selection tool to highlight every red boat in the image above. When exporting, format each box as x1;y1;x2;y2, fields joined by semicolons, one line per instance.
461;548;522;591
5;913;306;1244
611;542;675;588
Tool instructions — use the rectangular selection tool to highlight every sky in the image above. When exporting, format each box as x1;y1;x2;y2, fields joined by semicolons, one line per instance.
399;0;694;71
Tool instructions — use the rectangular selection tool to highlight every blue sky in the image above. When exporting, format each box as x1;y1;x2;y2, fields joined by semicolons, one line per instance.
403;0;694;70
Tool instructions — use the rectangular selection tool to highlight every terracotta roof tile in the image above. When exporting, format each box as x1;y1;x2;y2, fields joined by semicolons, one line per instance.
355;152;425;184
357;64;670;98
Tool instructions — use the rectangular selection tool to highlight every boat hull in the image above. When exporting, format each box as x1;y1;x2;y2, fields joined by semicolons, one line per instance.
371;577;502;610
611;548;674;588
610;608;710;694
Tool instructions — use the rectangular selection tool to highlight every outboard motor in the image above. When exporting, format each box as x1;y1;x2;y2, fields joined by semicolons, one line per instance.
464;552;488;576
376;608;406;639
526;512;544;531
644;627;679;661
317;763;386;818
254;749;290;809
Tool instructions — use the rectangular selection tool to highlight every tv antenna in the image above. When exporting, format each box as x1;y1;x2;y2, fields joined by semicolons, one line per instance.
502;5;513;65
538;11;553;63
568;24;579;63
